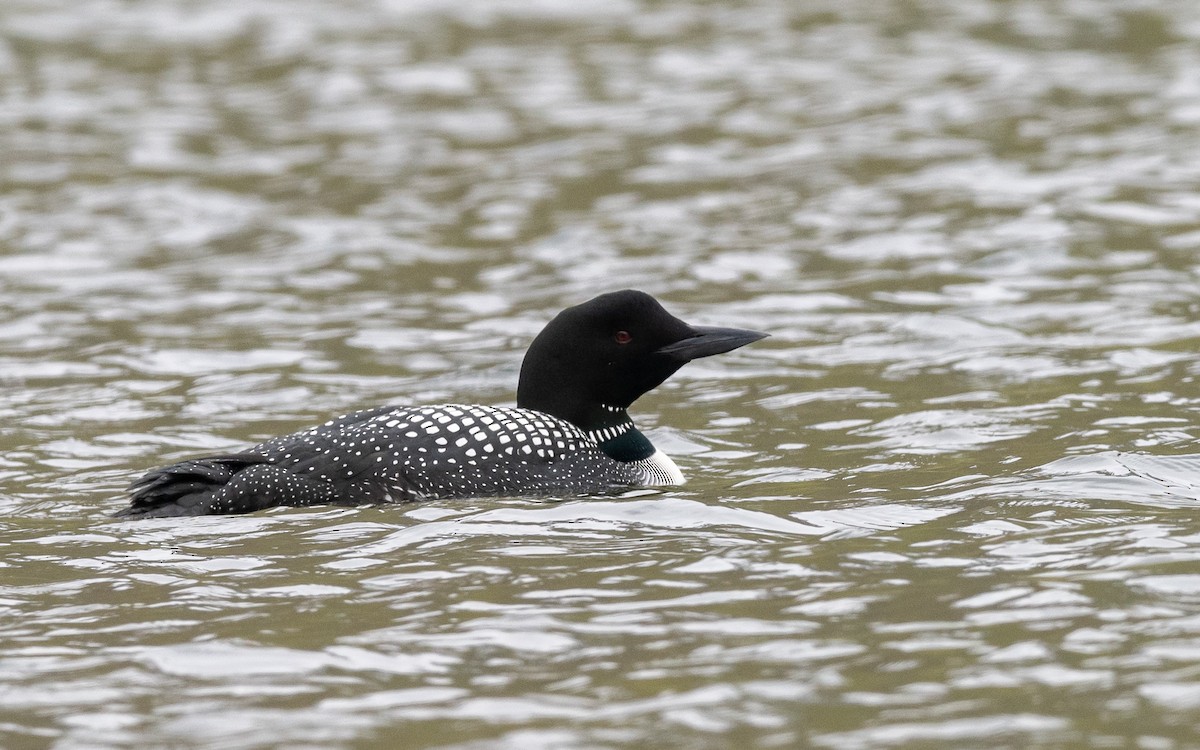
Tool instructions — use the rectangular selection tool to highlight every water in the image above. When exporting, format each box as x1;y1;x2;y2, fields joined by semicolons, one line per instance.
4;0;1200;747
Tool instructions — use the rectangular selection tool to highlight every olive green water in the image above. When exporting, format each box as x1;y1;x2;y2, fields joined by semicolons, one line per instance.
4;0;1200;747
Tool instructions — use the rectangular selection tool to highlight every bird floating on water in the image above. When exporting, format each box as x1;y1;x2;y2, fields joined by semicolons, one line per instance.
117;290;767;518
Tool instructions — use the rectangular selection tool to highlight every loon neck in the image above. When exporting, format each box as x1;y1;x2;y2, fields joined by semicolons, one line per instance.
595;426;656;463
581;403;632;438
582;404;655;463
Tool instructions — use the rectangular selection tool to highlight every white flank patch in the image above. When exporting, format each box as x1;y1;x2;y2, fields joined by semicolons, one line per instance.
640;450;685;486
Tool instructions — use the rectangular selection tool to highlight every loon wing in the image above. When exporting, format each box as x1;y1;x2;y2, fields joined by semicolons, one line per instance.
118;406;402;518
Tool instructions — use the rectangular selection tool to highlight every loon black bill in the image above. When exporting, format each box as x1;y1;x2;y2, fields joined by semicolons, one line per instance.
655;326;768;361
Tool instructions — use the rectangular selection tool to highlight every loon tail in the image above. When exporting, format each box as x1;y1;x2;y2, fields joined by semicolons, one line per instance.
117;453;270;518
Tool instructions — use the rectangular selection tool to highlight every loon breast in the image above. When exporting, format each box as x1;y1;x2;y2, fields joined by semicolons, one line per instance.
635;450;685;486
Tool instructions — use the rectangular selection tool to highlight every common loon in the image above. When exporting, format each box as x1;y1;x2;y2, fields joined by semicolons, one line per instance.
116;290;766;518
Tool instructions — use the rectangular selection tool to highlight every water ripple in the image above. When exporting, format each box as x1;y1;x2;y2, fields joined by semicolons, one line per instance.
5;0;1200;747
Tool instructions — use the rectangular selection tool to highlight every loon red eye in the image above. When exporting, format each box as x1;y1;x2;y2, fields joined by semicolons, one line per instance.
614;330;632;344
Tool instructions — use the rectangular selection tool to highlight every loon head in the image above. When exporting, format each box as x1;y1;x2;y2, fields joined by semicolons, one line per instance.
516;290;767;432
